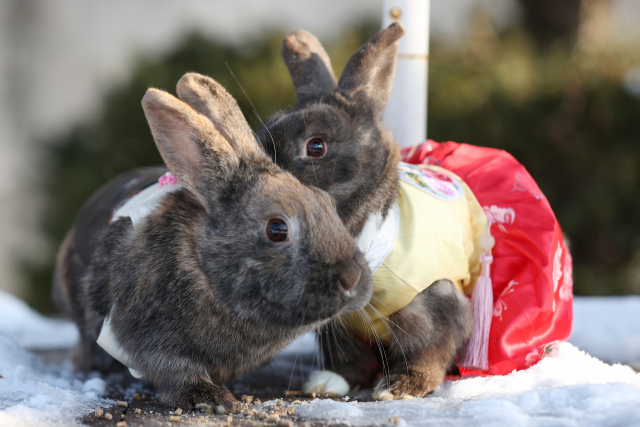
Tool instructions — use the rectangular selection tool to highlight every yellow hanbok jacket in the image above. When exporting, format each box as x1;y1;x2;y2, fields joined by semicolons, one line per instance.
342;163;488;346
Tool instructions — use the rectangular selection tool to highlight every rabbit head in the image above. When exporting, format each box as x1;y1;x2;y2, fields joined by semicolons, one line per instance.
138;72;373;328
256;23;405;236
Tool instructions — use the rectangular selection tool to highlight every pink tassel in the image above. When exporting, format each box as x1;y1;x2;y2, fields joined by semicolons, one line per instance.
459;234;495;371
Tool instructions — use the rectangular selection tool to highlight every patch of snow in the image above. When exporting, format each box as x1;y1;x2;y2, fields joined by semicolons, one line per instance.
0;334;112;427
295;343;640;426
0;290;78;350
569;296;640;366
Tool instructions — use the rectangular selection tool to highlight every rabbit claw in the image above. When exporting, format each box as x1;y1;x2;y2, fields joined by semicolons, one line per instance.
372;371;439;401
176;382;238;413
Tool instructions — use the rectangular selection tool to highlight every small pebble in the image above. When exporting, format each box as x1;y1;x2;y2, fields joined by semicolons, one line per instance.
120;413;125;420
116;422;127;427
134;408;141;414
169;415;181;422
133;393;141;400
104;413;113;421
116;400;129;408
175;408;183;415
94;408;104;418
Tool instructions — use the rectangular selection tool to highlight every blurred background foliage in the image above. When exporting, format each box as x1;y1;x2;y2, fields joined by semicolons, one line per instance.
25;3;640;313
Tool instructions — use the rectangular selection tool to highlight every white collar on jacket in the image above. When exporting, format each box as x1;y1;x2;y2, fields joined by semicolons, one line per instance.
355;201;400;275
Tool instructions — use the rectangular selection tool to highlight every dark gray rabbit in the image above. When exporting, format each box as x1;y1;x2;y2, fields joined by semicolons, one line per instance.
53;72;373;412
254;24;474;400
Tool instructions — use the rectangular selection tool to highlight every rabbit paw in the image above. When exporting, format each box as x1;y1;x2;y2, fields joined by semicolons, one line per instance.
303;370;350;397
175;382;239;414
372;372;440;401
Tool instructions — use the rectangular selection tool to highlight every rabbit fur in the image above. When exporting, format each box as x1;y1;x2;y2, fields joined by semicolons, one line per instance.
254;24;473;400
53;72;373;412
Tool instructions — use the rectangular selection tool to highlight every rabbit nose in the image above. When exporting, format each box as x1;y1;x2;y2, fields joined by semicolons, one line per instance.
337;257;362;291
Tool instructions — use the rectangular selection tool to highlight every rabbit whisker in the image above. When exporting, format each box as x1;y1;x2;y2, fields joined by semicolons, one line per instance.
367;303;410;378
225;62;278;163
288;330;307;392
357;307;390;388
371;295;431;341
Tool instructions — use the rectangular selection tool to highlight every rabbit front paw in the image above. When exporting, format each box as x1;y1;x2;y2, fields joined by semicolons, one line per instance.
303;370;350;397
174;381;239;414
372;371;441;401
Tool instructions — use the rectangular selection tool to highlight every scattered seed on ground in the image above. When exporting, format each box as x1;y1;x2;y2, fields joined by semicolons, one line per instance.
104;413;113;421
116;422;127;427
94;408;103;418
169;415;181;422
134;408;141;414
133;393;141;400
175;408;183;415
116;400;128;408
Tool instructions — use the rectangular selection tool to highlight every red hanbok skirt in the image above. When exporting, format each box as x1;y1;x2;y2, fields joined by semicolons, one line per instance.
402;141;573;376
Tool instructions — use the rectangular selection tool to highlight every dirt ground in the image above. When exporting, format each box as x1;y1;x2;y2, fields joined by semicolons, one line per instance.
33;344;363;427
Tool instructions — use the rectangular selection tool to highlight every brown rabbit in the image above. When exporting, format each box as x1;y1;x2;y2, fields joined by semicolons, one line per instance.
52;72;373;412
254;24;475;400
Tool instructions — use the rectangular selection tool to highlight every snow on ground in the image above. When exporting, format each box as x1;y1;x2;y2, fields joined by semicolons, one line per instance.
0;290;79;350
294;344;640;426
569;296;640;368
0;334;112;426
1;290;640;426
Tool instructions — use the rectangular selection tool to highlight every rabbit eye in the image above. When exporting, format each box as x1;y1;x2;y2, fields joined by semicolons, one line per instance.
266;218;288;242
306;138;327;158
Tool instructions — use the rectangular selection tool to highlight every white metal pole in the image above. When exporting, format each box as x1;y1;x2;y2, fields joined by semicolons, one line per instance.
381;0;430;147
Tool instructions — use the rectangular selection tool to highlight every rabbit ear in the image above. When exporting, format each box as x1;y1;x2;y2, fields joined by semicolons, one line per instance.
337;23;405;115
142;88;238;204
281;30;337;104
176;72;263;159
